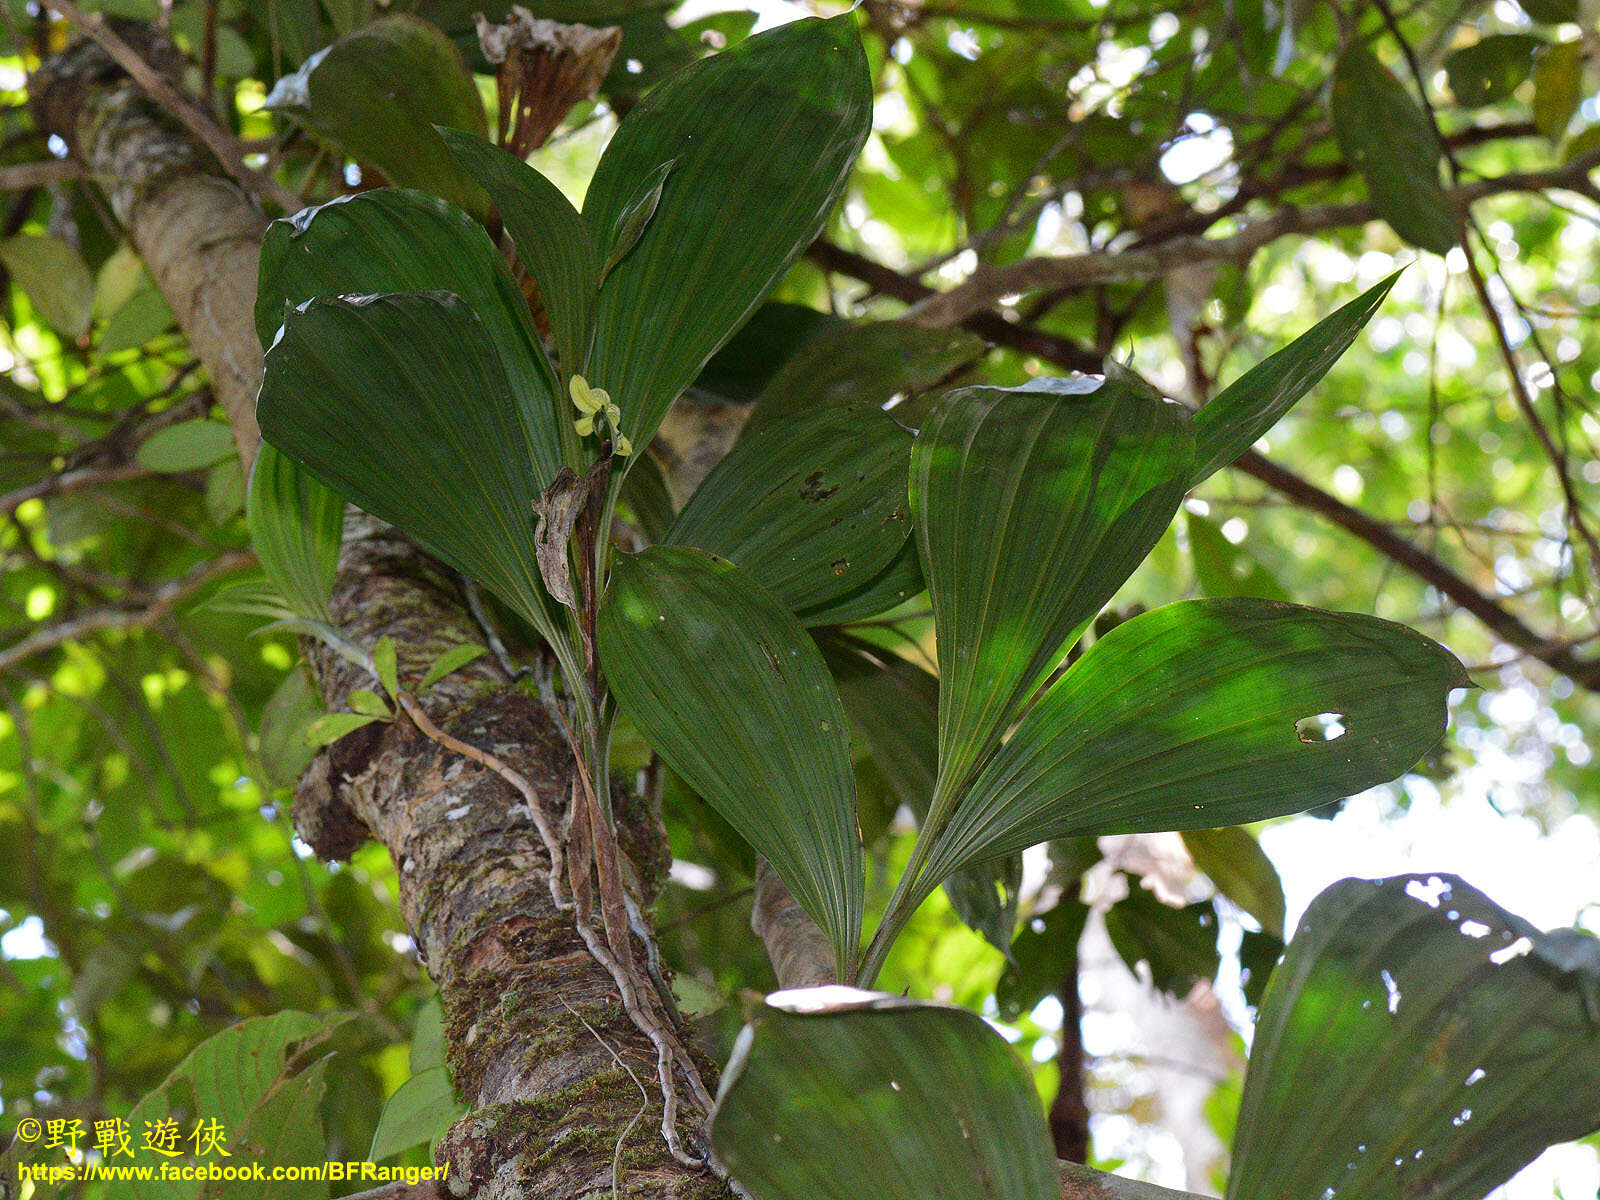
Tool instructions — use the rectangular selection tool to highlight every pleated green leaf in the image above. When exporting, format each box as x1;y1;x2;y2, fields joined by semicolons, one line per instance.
256;187;563;486
919;599;1468;889
743;320;985;437
438;129;599;380
1331;46;1457;255
263;14;486;215
1230;874;1600;1200
824;635;1019;952
582;15;871;464
910;378;1195;798
712;991;1056;1200
246;442;344;624
598;546;863;976
257;292;557;641
666;406;912;621
1191;271;1399;485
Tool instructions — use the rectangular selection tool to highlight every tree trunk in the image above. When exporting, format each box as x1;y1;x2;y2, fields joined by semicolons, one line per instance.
35;29;725;1200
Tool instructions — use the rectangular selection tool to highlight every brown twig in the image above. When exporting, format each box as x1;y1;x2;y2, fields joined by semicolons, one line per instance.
0;158;85;190
41;0;303;213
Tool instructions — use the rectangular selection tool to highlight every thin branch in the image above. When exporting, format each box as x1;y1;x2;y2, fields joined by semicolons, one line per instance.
41;0;303;213
0;550;254;674
0;158;84;189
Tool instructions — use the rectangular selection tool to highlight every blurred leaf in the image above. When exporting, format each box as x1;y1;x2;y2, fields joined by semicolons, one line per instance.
920;599;1469;889
257;292;562;645
1229;875;1600;1200
0;233;93;336
256;187;563;487
667;406;912;620
411;995;446;1072
373;636;399;698
307;712;384;745
1105;884;1220;997
1331;45;1456;254
1188;514;1289;602
712;992;1057;1200
1444;35;1543;107
911;378;1194;800
260;666;321;789
247;442;344;624
581;15;871;466
1520;0;1579;23
369;1065;463;1161
996;900;1088;1021
137;419;236;472
264;15;487;214
1183;826;1286;939
1192;272;1399;485
205;458;245;524
599;546;864;977
99;285;175;352
1533;39;1583;141
1238;928;1284;1011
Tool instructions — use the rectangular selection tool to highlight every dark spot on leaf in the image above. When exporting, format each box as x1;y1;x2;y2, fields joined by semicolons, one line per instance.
799;469;840;502
831;559;850;575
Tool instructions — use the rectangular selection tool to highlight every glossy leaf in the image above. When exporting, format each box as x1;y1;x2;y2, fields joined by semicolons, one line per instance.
264;15;486;214
246;442;343;623
256;188;563;486
582;15;871;464
1182;826;1286;938
1331;46;1456;255
743;320;985;437
1191;272;1399;485
911;378;1195;799
257;292;559;642
919;599;1468;889
825;635;1019;951
598;546;863;976
712;990;1057;1200
1229;874;1600;1200
666;406;912;620
439;129;599;378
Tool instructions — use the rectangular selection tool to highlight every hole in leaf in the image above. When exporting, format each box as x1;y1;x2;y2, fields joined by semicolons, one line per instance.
1295;712;1347;743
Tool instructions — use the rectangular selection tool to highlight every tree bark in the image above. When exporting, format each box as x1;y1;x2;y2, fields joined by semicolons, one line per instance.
35;30;725;1200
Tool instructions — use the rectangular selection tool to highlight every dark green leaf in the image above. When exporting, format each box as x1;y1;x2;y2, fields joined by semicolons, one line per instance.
801;536;924;627
256;187;563;487
1182;826;1286;938
744;320;985;437
581;15;871;465
1104;884;1220;997
600;157;673;283
1534;39;1584;141
920;599;1468;889
1520;0;1579;23
137;419;236;473
1332;46;1457;254
598;546;863;976
911;378;1195;799
247;442;343;624
996;900;1088;1020
1238;928;1283;1010
439;128;600;377
667;406;912;620
712;992;1057;1200
1444;35;1543;107
1191;272;1399;485
205;458;245;524
263;15;487;215
825;635;1019;951
257;292;561;643
1229;874;1600;1200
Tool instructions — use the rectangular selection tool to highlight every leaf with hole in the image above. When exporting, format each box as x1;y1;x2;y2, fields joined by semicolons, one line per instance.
598;546;863;978
911;377;1195;802
917;599;1468;894
1229;874;1600;1200
1331;46;1456;254
667;406;913;621
712;990;1057;1200
580;15;871;467
1191;272;1399;485
257;292;562;646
